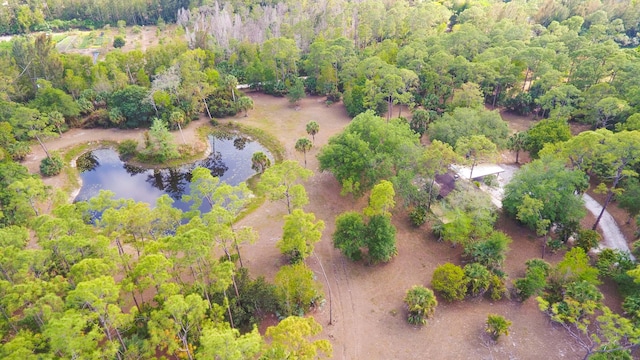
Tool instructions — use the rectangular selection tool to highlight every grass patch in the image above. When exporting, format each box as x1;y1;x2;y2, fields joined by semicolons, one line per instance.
0;41;12;52
52;34;67;42
61;140;118;195
78;32;96;49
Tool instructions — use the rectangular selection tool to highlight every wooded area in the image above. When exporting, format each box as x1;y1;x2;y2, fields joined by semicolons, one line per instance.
1;0;640;359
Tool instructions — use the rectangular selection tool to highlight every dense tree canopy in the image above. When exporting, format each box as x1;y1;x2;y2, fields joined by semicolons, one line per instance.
503;157;588;235
318;111;420;196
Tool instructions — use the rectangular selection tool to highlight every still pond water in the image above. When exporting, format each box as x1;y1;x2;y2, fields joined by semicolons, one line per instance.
74;135;271;213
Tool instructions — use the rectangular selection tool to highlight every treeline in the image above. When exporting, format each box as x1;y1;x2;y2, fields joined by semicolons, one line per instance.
0;0;191;35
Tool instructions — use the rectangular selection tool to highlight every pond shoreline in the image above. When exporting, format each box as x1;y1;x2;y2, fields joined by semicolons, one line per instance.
71;125;274;211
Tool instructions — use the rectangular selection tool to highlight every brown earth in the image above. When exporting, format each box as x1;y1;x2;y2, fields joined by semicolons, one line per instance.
24;95;630;360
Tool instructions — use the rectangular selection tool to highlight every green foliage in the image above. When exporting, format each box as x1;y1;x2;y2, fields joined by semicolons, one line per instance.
464;263;491;297
263;316;332;360
409;206;427;227
332;211;366;261
251;151;271;173
287;78;306;104
107;85;153;128
139;118;179;163
431;263;468;302
455;135;499;179
112;36;125;48
488;274;508;301
277;209;325;264
503;157;588;234
486;314;512;340
275;263;323;316
409;109;434;135
318;110;420;196
294;137;312;167
197;324;262;360
305;121;319;143
525;118;572;159
365;214;397;264
428;107;509;148
554;247;600;286
463;231;511;270
596;249;635;281
224;268;280;332
39;154;64;176
575;229;601;252
257;160;312;214
116;139;138;159
363;180;396;218
617;177;640;223
404;285;438;326
515;259;551;301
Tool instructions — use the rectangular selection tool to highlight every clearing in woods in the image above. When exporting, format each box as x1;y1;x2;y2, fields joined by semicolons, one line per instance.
27;95;634;359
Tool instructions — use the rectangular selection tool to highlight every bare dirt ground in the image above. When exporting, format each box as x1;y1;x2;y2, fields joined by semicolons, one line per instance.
24;96;621;360
232;96;582;360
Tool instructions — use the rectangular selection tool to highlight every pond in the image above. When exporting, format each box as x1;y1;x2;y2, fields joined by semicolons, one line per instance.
74;135;272;213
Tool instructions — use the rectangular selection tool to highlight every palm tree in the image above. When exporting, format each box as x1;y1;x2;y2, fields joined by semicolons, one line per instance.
306;121;319;143
237;96;254;117
507;132;528;164
169;110;187;144
295;138;312;168
251;152;271;173
404;285;437;326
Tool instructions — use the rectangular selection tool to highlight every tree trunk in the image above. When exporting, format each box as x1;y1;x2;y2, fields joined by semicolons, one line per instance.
515;150;520;164
177;122;186;144
202;96;212;119
35;134;51;159
593;190;615;231
303;151;307;168
223;289;235;329
522;68;530;92
234;238;244;268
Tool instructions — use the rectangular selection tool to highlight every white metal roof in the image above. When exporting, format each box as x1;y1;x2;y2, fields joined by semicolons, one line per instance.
451;164;505;180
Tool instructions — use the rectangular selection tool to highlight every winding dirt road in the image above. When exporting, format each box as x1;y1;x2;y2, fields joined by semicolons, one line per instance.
583;194;635;260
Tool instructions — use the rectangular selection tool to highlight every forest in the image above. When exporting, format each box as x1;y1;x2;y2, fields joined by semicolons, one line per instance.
1;0;640;359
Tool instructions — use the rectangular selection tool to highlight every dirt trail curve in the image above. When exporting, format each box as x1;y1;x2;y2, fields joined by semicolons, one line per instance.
582;194;635;260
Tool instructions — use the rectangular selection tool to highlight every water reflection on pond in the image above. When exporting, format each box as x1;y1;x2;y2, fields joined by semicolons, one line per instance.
74;135;272;213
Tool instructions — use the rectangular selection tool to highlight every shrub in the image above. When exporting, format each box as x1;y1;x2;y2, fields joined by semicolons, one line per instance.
464;263;491;297
514;259;550;301
40;155;64;177
463;231;511;270
132;25;142;34
113;36;126;48
576;229;601;252
327;89;342;103
409;206;427;227
485;314;512;340
622;294;640;325
488;274;508;301
404;285;437;326
117;140;138;159
431;263;468;301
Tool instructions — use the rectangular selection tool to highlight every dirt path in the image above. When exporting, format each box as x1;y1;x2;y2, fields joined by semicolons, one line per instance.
21;117;209;185
583;194;634;259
